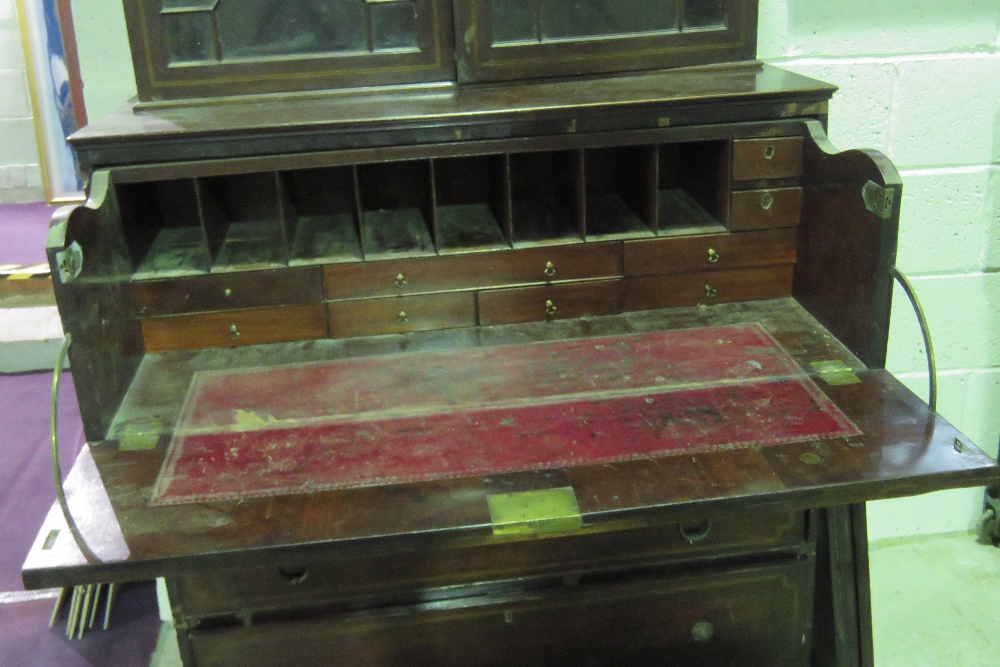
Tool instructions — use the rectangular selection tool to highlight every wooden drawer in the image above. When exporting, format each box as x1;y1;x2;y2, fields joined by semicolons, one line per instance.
732;137;804;182
623;266;795;311
729;187;803;231
183;560;813;667
324;243;622;299
327;292;476;339
132;267;323;316
623;229;798;277
170;510;806;622
141;304;327;353
478;280;621;326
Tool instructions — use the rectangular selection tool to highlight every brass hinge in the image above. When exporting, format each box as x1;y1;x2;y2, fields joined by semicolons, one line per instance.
811;360;861;386
862;180;896;220
487;487;582;537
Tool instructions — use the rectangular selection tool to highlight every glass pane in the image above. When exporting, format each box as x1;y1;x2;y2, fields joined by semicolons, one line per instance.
370;2;418;51
540;0;678;40
216;0;367;60
161;0;218;10
683;0;726;29
163;12;215;63
491;0;539;44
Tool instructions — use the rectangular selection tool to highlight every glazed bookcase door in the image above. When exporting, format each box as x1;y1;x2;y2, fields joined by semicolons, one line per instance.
454;0;758;83
124;0;455;101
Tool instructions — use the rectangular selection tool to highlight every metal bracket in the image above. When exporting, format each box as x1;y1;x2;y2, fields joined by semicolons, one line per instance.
862;180;895;220
811;360;861;386
976;489;1000;547
487;487;582;536
54;241;83;284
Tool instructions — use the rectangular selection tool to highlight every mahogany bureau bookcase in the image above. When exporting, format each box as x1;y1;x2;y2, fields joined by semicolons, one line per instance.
22;2;999;666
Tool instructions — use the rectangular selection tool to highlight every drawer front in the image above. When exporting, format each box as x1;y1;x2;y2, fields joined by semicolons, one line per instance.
132;267;323;317
478;280;621;326
732;137;804;181
324;243;622;299
141;304;328;353
184;560;813;667
729;187;803;231
623;229;798;277
623;266;795;311
327;292;476;339
170;510;806;621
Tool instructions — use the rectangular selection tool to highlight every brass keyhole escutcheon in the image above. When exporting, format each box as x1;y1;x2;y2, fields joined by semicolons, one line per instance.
395;273;407;288
764;145;775;159
704;285;718;298
543;261;556;278
229;324;241;340
397;311;408;324
707;248;720;263
544;300;557;316
761;192;774;210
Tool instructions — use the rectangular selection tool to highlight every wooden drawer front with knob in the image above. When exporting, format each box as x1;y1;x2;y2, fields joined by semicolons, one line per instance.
141;304;328;353
623;266;794;311
623;229;797;277
478;280;621;326
132;267;324;317
731;137;804;182
327;292;476;339
323;243;622;300
182;560;813;667
729;187;802;231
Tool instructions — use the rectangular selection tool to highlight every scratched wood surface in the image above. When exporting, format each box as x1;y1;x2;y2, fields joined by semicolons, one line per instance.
21;300;999;589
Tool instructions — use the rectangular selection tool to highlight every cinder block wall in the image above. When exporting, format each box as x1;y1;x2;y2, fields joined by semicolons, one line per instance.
761;0;1000;540
3;1;998;537
0;0;43;202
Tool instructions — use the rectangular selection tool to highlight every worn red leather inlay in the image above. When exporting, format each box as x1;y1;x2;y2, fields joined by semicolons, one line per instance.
151;324;860;505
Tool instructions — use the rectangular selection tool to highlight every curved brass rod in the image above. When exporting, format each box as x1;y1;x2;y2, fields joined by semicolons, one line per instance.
890;267;937;413
51;334;99;563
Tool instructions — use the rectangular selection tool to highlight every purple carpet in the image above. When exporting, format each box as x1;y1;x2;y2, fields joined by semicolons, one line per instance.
0;202;55;267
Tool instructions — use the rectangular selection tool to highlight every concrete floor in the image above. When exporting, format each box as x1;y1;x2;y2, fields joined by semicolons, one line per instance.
870;531;1000;667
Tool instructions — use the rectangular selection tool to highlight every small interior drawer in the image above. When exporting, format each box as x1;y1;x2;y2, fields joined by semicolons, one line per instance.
478;280;621;326
623;229;798;277
324;243;622;300
729;187;803;231
141;304;328;353
623;265;795;311
132;267;323;317
731;137;804;182
183;559;813;667
327;292;476;339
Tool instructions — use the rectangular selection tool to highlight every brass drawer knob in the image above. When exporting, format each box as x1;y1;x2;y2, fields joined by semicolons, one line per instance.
544;299;557;316
704;285;718;298
707;248;720;263
691;620;715;643
761;192;774;210
397;311;408;324
229;324;241;340
224;288;233;297
543;261;556;277
395;273;407;288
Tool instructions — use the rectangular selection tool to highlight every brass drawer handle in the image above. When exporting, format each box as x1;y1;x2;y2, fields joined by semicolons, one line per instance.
544;299;557;316
543;261;556;278
707;248;720;263
704;285;718;298
691;620;715;643
397;311;408;324
679;519;712;544
395;273;407;288
764;145;775;160
761;192;774;210
229;324;241;341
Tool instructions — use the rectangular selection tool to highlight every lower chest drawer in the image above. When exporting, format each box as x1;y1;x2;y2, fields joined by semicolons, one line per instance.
140;304;328;352
623;266;794;311
182;559;813;667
